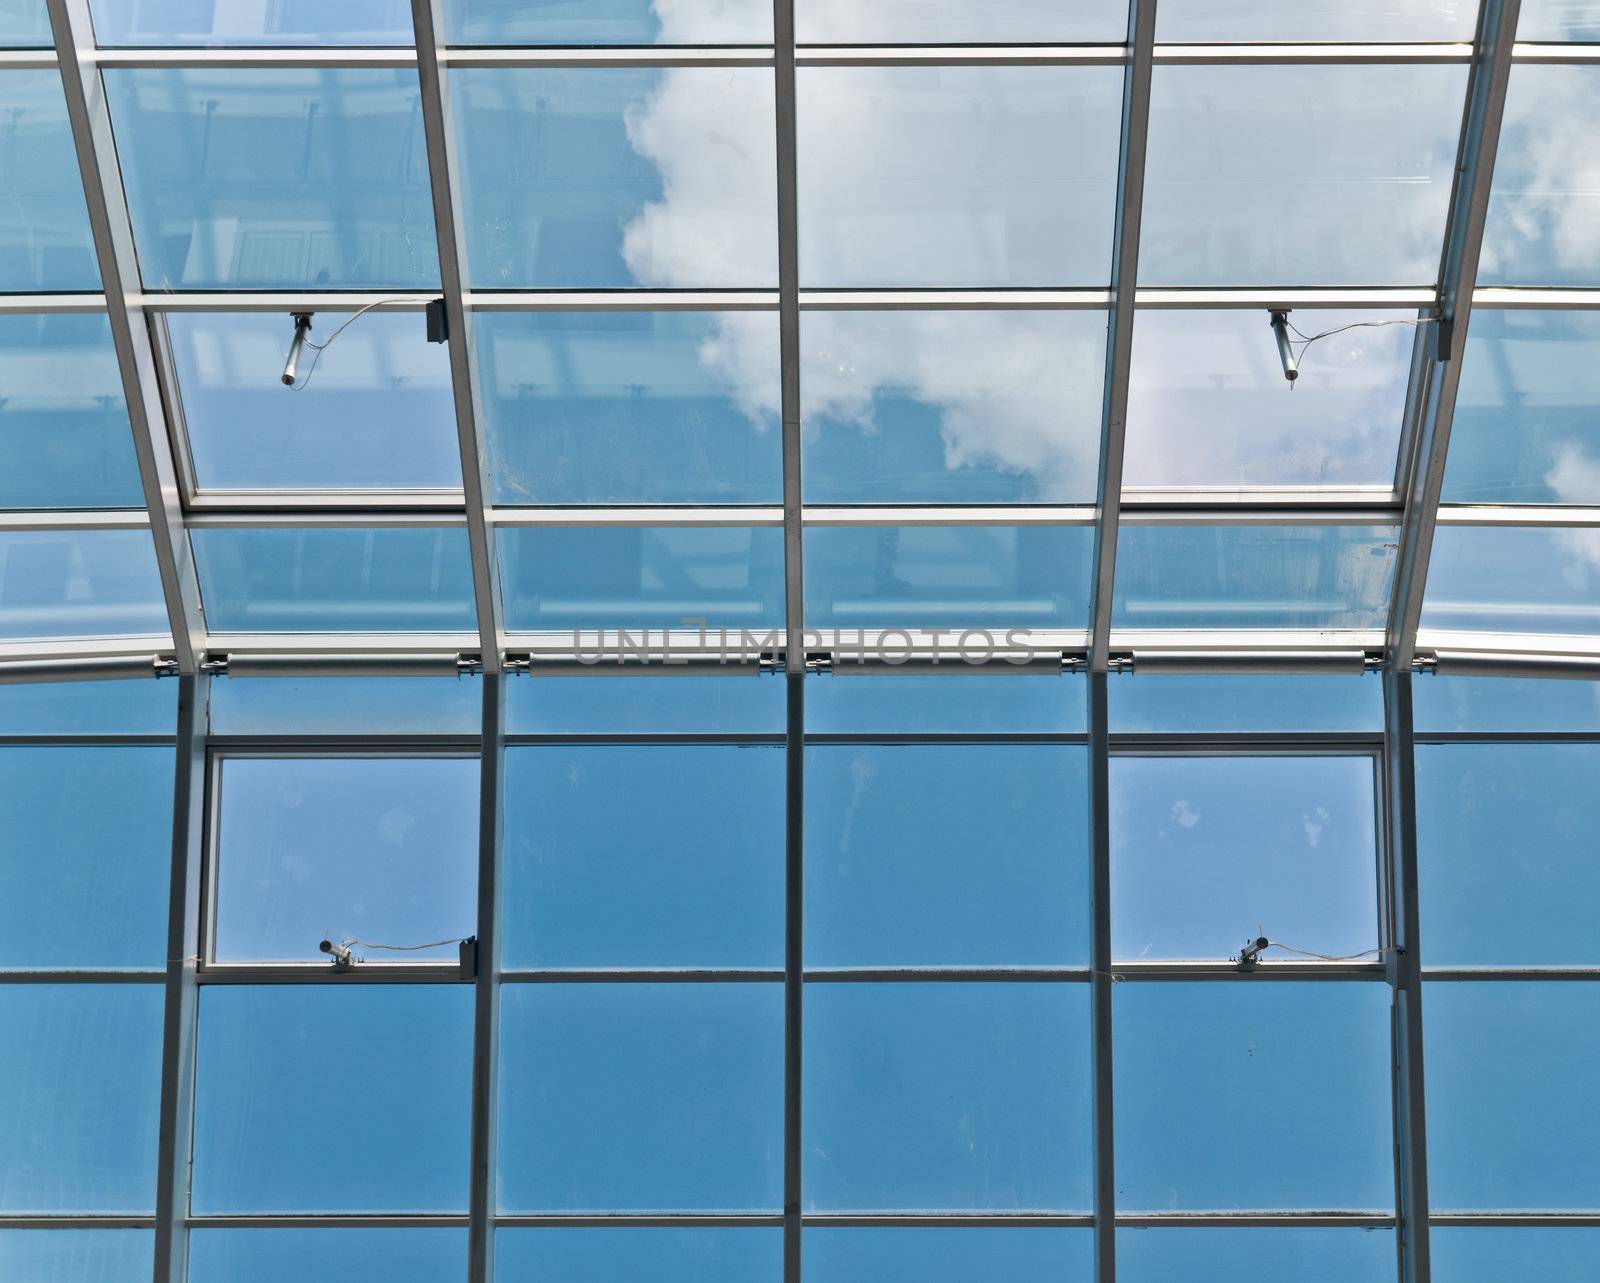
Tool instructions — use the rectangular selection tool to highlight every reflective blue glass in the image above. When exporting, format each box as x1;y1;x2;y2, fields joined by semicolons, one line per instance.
0;677;173;735
803;1228;1094;1283
1422;525;1600;635
805;525;1094;632
0;315;142;510
1426;982;1600;1210
0;529;168;641
0;746;172;970
209;675;483;736
1413;675;1600;733
0;985;163;1213
802;311;1105;503
476;312;781;505
452;68;777;288
191;526;477;634
806;673;1087;735
805;745;1090;967
1157;0;1477;39
1112;524;1398;631
191;985;472;1213
497;983;783;1212
1109;675;1383;734
188;1229;466;1283
1111;755;1379;962
104;69;439;290
89;0;414;44
506;674;784;735
803;983;1093;1212
1433;1228;1600;1282
446;0;772;44
798;67;1122;288
1117;1228;1395;1282
1520;0;1600;38
0;1230;153;1283
495;1227;781;1283
0;1;49;46
798;0;1127;42
499;526;785;634
166;312;460;492
502;745;784;969
1114;983;1392;1210
1141;65;1465;286
213;756;479;964
0;71;98;292
1481;66;1600;286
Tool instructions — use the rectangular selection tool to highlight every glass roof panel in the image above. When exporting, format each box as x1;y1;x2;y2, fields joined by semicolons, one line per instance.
797;66;1122;288
1444;310;1600;504
1113;523;1399;632
0;313;143;510
1140;64;1466;287
103;69;439;291
1422;524;1600;636
506;674;784;735
495;1228;780;1283
1156;0;1478;41
166;311;461;494
0;0;49;47
476;311;780;506
188;1229;464;1283
795;0;1128;43
87;0;414;46
190;526;477;634
1519;0;1600;39
1110;675;1383;733
1480;65;1600;286
805;1228;1093;1283
452;68;777;289
802;310;1105;504
1118;1229;1395;1283
1431;1228;1600;1280
807;673;1087;734
1124;309;1412;490
0;70;99;292
0;528;167;640
444;0;772;45
0;1230;152;1283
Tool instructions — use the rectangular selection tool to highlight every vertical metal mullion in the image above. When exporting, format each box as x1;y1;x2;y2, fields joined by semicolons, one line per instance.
783;673;805;1283
47;0;207;672
468;673;506;1283
1088;0;1157;673
1088;673;1116;1282
151;673;209;1283
773;0;804;674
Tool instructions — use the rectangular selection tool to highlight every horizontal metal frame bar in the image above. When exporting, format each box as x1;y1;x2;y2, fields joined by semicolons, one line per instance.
1422;968;1600;981
0;969;163;982
196;964;468;984
0;1217;159;1229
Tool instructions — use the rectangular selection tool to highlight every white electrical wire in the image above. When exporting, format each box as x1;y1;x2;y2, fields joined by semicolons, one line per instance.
1281;315;1438;385
340;935;468;954
284;296;437;392
1261;940;1397;963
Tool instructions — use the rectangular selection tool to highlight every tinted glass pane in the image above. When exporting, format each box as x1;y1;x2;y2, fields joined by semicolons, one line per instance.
453;68;777;288
1157;0;1477;39
477;312;780;506
0;1;49;46
803;983;1093;1212
1141;65;1465;287
0;746;172;970
502;745;784;969
1109;675;1383;734
806;673;1087;735
214;756;479;964
0;985;162;1213
0;1230;153;1283
497;983;783;1212
1413;675;1600;733
192;985;472;1213
499;526;785;634
0;678;174;736
188;1229;466;1283
1115;983;1392;1210
1432;1228;1600;1282
805;745;1090;967
1117;1228;1395;1282
805;525;1094;633
1519;0;1600;39
1426;982;1600;1210
798;0;1127;42
88;0;413;44
0;71;98;292
0;529;167;641
445;0;772;44
1113;524;1398;631
1422;525;1600;636
506;674;784;735
803;1228;1094;1283
1111;755;1379;962
104;69;438;291
167;312;459;492
0;314;142;510
1481;66;1600;286
802;311;1105;504
798;67;1121;288
209;675;483;736
192;526;477;634
495;1228;781;1283
1125;309;1411;490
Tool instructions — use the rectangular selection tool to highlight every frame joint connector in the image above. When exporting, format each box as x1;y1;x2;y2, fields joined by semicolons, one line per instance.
199;653;229;677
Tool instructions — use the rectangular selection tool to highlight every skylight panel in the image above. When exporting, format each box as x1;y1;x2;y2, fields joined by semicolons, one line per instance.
0;71;98;292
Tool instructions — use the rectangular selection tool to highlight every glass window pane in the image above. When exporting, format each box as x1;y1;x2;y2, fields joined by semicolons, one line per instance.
1114;983;1392;1210
88;0;413;44
0;1230;153;1283
1157;0;1477;40
0;1;50;46
0;985;163;1214
803;1228;1093;1283
501;745;785;969
477;312;780;506
1519;0;1600;39
213;756;479;964
1140;65;1466;287
798;0;1127;42
452;68;777;289
104;69;439;291
495;1228;781;1283
803;983;1093;1212
209;675;483;736
0;529;168;641
499;526;785;635
1480;66;1600;286
805;525;1094;633
1413;675;1600;733
1422;525;1600;636
1124;309;1412;490
1113;524;1398;632
1109;675;1383;734
0;315;142;510
798;67;1122;288
506;674;784;735
1433;1228;1600;1282
807;673;1087;735
192;985;472;1213
0;678;174;736
1111;755;1379;962
805;745;1090;967
0;71;98;292
1117;1228;1396;1282
497;983;783;1212
1426;982;1600;1210
191;526;477;634
445;0;772;44
801;311;1105;504
0;746;172;970
166;312;460;493
188;1229;466;1283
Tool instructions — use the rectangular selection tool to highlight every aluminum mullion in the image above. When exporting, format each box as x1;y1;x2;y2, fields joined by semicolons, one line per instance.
1088;0;1157;672
1387;0;1522;671
774;0;804;673
47;0;206;673
1088;672;1116;1283
783;672;805;1283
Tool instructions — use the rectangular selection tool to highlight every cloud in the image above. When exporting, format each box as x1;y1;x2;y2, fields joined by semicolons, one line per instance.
1171;799;1200;829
